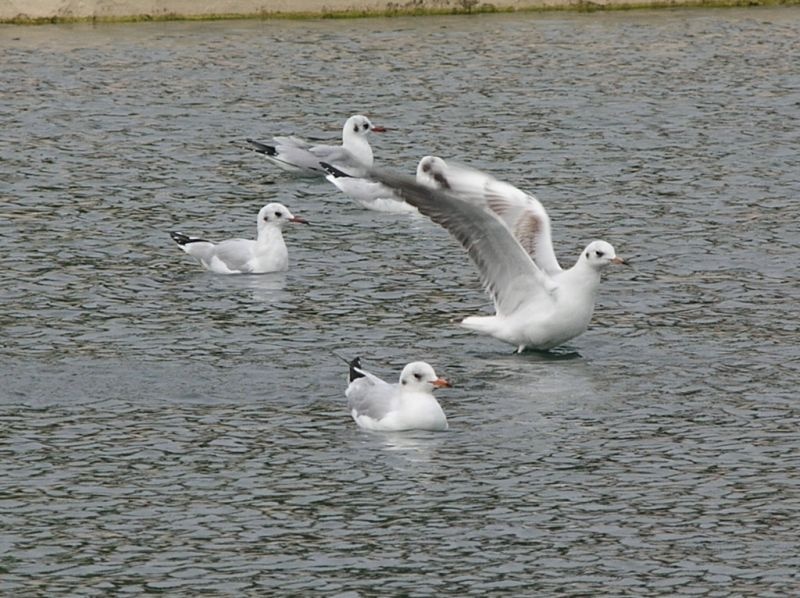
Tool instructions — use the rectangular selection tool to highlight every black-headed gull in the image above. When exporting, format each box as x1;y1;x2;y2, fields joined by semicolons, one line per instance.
246;114;387;177
321;161;418;213
345;357;451;431
170;202;308;274
371;161;628;352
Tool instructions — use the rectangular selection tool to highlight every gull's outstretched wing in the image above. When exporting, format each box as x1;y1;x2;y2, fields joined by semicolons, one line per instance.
371;169;556;315
418;157;562;277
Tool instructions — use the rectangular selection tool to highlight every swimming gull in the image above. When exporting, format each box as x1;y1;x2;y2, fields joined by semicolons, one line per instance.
345;357;451;431
170;202;308;274
246;114;387;177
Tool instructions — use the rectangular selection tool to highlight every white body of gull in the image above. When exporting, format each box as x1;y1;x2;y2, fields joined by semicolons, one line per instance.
170;203;308;274
345;357;451;431
321;161;419;213
372;159;627;352
246;114;386;177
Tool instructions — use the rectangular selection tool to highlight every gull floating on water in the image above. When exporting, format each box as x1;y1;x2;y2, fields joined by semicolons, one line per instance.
246;114;387;177
345;357;451;431
170;202;308;274
371;159;627;352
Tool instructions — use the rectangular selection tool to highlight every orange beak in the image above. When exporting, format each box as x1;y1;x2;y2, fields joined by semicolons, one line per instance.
432;377;452;389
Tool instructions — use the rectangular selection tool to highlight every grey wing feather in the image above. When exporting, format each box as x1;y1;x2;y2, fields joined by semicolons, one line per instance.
272;135;312;149
370;169;555;315
264;142;364;175
434;162;562;276
269;145;330;173
346;370;396;421
210;239;254;273
483;187;562;276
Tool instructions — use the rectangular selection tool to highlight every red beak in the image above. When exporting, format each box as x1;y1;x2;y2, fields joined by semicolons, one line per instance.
289;216;309;225
371;125;388;133
432;377;452;389
611;256;628;265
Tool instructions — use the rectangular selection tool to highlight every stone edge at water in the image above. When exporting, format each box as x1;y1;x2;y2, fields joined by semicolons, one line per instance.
2;0;799;25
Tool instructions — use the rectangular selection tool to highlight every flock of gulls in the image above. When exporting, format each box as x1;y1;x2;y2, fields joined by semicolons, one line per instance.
170;114;627;432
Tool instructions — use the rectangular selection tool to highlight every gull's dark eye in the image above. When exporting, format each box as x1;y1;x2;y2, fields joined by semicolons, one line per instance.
275;211;283;218
595;250;604;258
413;373;422;380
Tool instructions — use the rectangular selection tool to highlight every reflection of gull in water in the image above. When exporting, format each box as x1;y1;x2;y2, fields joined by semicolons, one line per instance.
378;430;449;460
225;272;289;303
461;353;605;444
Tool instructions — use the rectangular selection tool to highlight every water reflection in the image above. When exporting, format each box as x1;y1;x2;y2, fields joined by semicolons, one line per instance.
373;430;450;460
219;271;289;302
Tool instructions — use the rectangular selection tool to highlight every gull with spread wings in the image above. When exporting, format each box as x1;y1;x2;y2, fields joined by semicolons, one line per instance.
372;158;627;352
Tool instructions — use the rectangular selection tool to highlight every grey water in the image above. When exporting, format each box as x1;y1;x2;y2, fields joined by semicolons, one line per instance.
1;7;799;595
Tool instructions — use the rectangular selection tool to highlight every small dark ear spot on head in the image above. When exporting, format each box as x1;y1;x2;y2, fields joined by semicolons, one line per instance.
422;162;431;172
353;123;359;133
585;251;590;259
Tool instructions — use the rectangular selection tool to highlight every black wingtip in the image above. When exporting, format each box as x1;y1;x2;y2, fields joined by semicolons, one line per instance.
170;231;208;246
349;356;365;382
170;231;191;246
320;162;351;179
246;138;278;156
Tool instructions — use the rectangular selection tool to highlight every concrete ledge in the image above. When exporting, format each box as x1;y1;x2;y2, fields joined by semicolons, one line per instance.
1;0;797;23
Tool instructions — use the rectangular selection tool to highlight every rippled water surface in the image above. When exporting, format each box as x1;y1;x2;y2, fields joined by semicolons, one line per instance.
2;8;799;595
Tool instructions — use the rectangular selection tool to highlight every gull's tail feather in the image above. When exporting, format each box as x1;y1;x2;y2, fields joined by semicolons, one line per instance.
460;315;501;334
